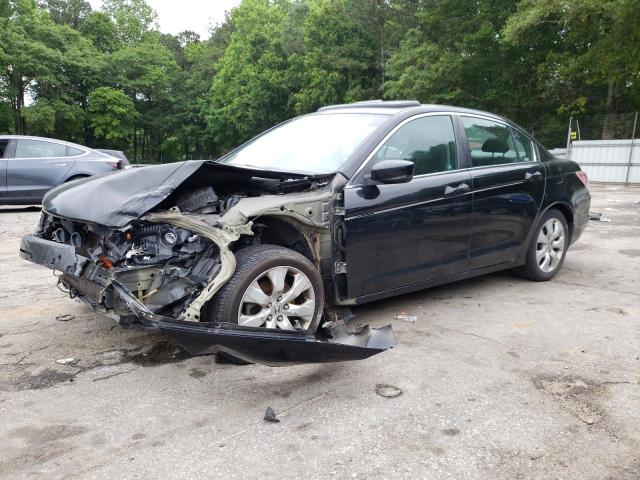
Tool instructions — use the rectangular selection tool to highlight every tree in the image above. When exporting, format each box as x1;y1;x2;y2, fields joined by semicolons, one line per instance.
101;0;158;46
292;0;379;114
384;0;564;145
2;0;638;155
88;86;138;145
40;0;91;29
80;11;120;53
504;0;640;119
109;41;180;161
178;21;234;158
208;0;293;149
0;0;99;136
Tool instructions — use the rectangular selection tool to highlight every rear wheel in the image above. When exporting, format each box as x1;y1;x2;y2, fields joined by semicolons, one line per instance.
516;209;569;281
205;244;324;332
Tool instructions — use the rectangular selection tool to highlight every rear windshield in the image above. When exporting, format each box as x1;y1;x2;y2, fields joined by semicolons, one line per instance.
218;113;388;175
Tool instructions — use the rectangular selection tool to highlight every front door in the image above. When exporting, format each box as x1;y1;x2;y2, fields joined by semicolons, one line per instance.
344;114;472;299
459;116;545;268
6;138;74;203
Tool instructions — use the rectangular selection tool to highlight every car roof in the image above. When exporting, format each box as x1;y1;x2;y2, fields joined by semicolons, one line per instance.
316;100;512;124
0;134;93;151
317;101;534;179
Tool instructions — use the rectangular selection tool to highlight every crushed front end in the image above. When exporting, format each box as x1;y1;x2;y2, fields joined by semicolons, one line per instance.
19;162;395;365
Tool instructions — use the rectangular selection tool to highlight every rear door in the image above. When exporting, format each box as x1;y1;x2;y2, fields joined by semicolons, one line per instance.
343;114;473;298
6;138;76;203
459;116;545;269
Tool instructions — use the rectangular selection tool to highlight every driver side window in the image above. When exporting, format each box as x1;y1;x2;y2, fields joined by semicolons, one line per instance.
371;115;458;175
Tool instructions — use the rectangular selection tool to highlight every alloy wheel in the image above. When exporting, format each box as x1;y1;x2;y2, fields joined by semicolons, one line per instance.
237;266;316;330
535;218;565;273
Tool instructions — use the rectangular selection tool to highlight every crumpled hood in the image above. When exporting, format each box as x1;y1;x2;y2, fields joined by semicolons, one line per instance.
43;161;206;228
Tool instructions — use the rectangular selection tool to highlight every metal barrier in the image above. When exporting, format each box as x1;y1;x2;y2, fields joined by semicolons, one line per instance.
562;112;639;184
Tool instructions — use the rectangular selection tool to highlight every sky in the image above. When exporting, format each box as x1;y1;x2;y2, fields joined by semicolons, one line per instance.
88;0;242;39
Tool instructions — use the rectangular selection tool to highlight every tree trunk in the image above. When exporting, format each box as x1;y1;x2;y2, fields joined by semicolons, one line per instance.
133;126;138;163
602;80;618;140
378;0;385;91
12;71;25;135
141;128;146;162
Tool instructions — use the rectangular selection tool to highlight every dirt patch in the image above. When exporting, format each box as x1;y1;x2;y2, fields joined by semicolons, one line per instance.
618;249;640;258
10;424;87;445
1;339;192;391
1;424;87;475
7;369;76;391
125;341;190;366
189;368;207;378
533;373;604;426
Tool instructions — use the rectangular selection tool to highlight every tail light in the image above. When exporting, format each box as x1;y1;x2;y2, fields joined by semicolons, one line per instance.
576;170;589;187
106;160;122;169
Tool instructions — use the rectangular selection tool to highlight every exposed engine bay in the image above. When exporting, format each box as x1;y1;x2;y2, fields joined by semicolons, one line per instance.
19;160;396;365
35;186;250;322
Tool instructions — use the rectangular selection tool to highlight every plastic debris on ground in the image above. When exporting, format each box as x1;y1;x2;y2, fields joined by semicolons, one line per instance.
395;312;417;323
375;384;403;399
589;212;611;222
264;406;280;423
56;358;79;365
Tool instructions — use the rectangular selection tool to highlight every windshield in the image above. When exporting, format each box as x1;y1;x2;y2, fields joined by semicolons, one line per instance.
218;113;388;175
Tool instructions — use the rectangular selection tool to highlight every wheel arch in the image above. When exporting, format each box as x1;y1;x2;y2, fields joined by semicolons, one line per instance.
516;201;574;266
63;173;92;183
250;216;318;265
541;201;574;242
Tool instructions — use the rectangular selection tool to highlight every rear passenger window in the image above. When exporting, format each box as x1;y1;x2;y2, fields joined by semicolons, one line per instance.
372;115;457;175
0;140;7;158
15;139;67;158
461;117;518;167
512;129;535;162
66;146;84;156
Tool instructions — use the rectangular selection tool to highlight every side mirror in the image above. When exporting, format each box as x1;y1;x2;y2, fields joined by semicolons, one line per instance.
369;160;415;184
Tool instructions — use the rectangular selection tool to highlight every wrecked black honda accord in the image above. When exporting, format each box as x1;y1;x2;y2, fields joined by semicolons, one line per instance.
20;101;590;365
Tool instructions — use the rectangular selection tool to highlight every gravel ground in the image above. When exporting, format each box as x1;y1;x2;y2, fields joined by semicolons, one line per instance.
0;185;638;480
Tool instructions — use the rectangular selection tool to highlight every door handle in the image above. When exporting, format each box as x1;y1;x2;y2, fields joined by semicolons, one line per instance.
444;183;471;196
525;171;542;181
53;163;68;167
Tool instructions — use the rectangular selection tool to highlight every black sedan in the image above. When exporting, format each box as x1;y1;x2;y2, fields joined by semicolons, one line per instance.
19;101;591;365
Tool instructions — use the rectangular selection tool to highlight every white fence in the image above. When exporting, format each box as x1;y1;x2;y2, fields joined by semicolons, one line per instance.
550;140;639;184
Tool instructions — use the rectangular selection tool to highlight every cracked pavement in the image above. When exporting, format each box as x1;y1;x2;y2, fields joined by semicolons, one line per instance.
0;185;639;479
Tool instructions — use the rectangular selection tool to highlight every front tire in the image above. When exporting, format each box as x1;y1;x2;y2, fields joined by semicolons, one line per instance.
205;244;324;332
516;209;569;281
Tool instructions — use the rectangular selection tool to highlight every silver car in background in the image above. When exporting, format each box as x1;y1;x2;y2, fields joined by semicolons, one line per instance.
0;135;127;205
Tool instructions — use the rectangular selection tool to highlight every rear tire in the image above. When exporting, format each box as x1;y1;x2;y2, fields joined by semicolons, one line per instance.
205;244;324;332
515;209;569;281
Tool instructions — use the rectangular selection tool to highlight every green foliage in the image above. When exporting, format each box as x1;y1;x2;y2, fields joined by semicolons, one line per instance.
503;0;640;115
1;0;638;157
101;0;158;46
208;0;292;149
88;87;138;144
40;0;90;28
80;11;121;53
22;97;56;133
0;101;12;133
292;0;379;113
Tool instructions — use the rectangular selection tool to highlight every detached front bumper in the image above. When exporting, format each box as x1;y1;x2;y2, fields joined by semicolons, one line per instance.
19;234;396;366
